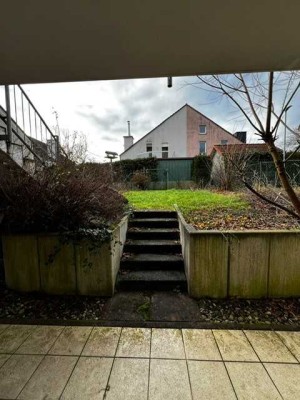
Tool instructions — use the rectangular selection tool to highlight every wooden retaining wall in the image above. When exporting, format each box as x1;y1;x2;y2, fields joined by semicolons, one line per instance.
177;209;300;298
2;216;128;296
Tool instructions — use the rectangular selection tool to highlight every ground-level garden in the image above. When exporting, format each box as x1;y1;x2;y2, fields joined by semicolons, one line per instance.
124;189;300;230
0;187;299;328
0;159;299;327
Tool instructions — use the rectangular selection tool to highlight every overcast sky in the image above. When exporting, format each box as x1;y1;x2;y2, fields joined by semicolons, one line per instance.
1;75;299;162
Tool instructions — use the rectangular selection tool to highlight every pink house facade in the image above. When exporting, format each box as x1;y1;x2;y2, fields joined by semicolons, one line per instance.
120;104;243;160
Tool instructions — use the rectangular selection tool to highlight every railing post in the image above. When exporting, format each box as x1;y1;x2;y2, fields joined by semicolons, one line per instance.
54;135;59;161
4;85;13;155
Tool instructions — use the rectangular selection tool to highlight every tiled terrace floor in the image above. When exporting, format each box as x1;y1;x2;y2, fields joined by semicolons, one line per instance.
0;324;299;399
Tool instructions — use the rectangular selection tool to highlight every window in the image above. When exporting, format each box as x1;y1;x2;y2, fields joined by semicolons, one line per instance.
162;144;168;159
199;124;206;134
199;141;206;154
221;140;228;145
146;142;152;157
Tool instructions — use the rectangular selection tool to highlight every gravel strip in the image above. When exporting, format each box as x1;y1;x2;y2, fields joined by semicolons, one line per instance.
197;297;299;326
0;284;298;328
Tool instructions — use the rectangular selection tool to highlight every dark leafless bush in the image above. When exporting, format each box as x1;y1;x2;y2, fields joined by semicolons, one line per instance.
130;171;151;190
0;160;126;234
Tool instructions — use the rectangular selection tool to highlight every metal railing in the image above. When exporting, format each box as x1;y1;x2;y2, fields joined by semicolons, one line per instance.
0;85;66;166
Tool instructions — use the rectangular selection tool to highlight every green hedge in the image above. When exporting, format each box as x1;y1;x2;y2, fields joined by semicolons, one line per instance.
113;157;158;181
192;155;212;186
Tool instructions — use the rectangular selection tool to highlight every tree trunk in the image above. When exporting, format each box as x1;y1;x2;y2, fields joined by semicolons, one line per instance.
266;138;300;216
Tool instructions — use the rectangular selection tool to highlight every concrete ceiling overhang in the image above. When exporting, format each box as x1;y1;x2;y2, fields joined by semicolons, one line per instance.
0;0;300;85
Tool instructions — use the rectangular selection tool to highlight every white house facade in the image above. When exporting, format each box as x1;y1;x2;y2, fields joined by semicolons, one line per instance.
120;104;244;160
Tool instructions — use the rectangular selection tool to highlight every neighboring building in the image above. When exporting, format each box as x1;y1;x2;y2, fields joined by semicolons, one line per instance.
120;104;244;160
211;143;270;168
210;143;270;188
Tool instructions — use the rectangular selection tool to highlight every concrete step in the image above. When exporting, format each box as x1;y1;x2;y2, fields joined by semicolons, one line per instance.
132;210;177;219
127;228;180;240
120;253;184;270
117;270;187;291
124;240;181;254
129;218;178;228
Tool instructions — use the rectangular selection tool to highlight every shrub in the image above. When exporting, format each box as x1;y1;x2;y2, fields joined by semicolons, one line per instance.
192;155;212;187
113;157;158;182
130;171;151;190
0;161;126;234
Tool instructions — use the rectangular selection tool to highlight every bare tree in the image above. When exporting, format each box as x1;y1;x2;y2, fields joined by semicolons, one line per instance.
194;72;300;219
287;125;300;150
59;128;88;164
211;145;253;191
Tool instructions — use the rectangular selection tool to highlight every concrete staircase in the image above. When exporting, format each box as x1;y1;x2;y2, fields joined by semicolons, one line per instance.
117;210;187;291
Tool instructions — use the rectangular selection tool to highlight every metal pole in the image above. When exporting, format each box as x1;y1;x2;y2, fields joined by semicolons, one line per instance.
21;93;25;131
283;110;287;163
283;105;292;163
127;120;130;136
4;85;12;155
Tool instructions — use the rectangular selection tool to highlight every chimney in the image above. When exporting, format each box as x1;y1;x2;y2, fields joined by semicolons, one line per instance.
234;131;247;143
124;135;134;151
124;120;133;150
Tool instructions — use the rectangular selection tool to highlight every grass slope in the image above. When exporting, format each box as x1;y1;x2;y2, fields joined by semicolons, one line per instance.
124;189;247;211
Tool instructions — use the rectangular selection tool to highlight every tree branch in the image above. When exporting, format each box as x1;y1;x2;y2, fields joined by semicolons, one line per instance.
242;179;300;221
239;74;265;132
265;72;274;136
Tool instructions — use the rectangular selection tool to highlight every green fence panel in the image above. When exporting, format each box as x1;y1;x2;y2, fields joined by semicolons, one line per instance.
156;159;193;182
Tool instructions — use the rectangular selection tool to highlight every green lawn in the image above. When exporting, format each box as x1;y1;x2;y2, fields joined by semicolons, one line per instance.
124;189;248;211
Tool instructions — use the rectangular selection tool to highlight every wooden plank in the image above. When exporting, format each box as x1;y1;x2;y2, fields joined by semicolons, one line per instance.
269;233;300;297
2;235;40;292
229;234;269;298
75;240;112;296
38;235;76;294
191;234;228;298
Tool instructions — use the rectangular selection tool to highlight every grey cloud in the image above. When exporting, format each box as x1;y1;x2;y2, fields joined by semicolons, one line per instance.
102;135;119;142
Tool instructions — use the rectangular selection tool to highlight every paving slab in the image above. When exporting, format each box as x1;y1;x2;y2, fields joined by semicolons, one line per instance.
226;362;281;400
106;358;149;400
49;326;92;356
182;329;221;360
0;354;42;399
151;328;185;359
244;330;297;363
276;331;300;362
61;357;113;400
264;362;300;400
18;355;77;400
149;359;192;400
102;292;151;321
151;292;200;321
116;328;151;358
0;324;36;353
82;327;121;357
0;354;9;368
188;360;236;400
0;325;9;335
16;325;63;355
213;329;259;361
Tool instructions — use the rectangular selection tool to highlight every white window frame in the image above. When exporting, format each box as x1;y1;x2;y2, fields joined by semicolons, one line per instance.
199;124;207;134
199;141;206;154
161;143;169;159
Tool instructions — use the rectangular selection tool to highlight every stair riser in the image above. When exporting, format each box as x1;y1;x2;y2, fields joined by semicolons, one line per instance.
129;220;178;228
117;280;187;292
124;244;182;254
127;231;180;240
120;261;184;271
133;211;177;219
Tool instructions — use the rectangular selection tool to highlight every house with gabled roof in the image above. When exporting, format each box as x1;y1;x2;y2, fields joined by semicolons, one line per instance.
120;104;244;160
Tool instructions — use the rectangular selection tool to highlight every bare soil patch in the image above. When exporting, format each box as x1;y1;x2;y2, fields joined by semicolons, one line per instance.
186;194;300;231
